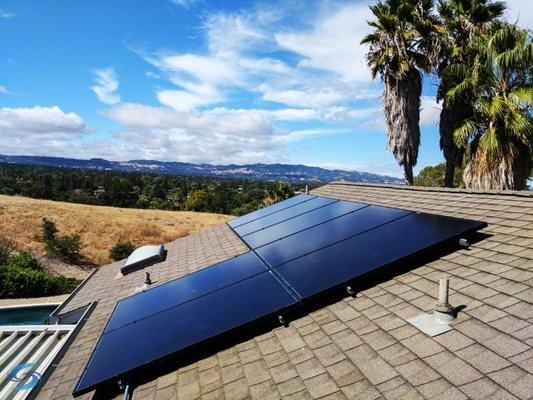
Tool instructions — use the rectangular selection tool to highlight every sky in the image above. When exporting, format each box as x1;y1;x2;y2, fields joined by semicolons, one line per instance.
0;0;531;178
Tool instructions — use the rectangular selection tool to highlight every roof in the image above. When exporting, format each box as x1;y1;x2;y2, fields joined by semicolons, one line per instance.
39;183;533;400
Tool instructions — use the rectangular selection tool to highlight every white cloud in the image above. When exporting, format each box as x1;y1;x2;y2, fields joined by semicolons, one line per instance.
92;68;121;105
286;127;352;141
259;83;354;108
145;70;160;79
0;106;88;155
204;11;273;55
420;96;441;126
169;0;197;8
274;3;373;83
0;85;7;93
138;3;379;114
103;103;289;164
154;53;242;84
0;106;86;137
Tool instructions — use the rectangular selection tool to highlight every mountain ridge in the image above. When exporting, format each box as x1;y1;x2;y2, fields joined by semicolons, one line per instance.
0;154;404;184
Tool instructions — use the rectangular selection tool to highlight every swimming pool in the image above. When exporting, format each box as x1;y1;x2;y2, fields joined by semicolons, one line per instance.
0;304;59;326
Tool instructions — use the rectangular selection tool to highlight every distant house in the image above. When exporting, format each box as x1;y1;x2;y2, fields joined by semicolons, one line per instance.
93;186;105;197
3;182;532;399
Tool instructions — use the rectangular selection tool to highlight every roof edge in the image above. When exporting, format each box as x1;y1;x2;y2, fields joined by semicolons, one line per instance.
326;181;533;198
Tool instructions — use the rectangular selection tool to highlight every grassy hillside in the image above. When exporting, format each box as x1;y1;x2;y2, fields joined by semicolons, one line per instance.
0;195;231;265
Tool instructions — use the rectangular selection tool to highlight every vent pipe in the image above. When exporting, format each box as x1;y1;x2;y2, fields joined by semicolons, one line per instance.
144;272;152;285
407;276;455;336
434;277;454;323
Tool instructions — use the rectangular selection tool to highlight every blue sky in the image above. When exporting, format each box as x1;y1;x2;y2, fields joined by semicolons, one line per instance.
0;0;530;177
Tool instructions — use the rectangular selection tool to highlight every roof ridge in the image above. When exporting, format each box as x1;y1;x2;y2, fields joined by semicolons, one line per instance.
328;181;533;198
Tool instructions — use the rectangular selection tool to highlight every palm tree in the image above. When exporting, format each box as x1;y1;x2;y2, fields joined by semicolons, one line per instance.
445;24;533;190
362;0;442;185
437;0;505;187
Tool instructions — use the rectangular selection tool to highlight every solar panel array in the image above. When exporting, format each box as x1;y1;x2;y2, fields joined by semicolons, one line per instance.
74;194;486;396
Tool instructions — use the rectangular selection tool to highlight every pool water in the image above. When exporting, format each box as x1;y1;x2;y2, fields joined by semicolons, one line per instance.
0;305;58;325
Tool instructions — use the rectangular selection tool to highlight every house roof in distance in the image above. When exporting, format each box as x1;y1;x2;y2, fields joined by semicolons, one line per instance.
38;182;533;400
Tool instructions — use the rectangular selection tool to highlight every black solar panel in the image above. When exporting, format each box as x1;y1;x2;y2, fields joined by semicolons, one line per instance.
234;195;337;237
74;254;296;396
105;251;268;333
273;212;485;298
74;194;486;397
227;194;314;229
243;199;367;248
255;204;411;267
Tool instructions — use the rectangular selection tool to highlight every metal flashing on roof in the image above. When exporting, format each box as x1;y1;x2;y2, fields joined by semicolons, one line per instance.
120;245;166;275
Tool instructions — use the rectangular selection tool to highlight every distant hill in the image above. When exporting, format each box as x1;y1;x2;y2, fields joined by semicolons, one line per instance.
0;155;403;184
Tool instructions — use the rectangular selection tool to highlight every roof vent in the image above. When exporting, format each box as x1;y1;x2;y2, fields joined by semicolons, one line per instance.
121;245;166;275
407;277;455;337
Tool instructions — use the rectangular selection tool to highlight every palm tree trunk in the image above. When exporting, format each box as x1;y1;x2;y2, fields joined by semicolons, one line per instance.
463;140;530;190
383;69;421;186
439;100;469;188
404;164;414;185
444;160;455;187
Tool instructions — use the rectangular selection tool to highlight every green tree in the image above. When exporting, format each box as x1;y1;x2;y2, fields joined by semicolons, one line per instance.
446;24;533;189
414;162;465;187
184;189;221;212
268;182;294;202
437;0;505;187
362;0;442;185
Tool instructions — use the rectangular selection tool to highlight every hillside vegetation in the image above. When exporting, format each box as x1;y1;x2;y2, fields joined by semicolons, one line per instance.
0;163;302;215
0;195;231;265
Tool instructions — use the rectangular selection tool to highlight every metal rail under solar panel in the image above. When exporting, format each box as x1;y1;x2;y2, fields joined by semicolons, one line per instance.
74;194;486;397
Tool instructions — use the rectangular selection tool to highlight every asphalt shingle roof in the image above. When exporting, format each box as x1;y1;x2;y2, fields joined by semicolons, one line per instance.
39;183;533;400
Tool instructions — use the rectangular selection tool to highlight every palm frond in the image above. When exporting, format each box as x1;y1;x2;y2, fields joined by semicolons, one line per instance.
509;87;533;105
453;119;478;146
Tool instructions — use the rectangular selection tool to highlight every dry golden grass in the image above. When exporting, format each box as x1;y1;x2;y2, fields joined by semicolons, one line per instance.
0;195;232;265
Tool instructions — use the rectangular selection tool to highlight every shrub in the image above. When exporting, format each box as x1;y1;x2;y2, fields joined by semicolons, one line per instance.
110;241;135;261
0;252;81;298
0;266;80;298
41;218;58;242
46;234;82;263
41;218;82;263
8;251;43;271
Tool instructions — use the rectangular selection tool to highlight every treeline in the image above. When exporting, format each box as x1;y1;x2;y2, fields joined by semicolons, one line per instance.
0;163;314;215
